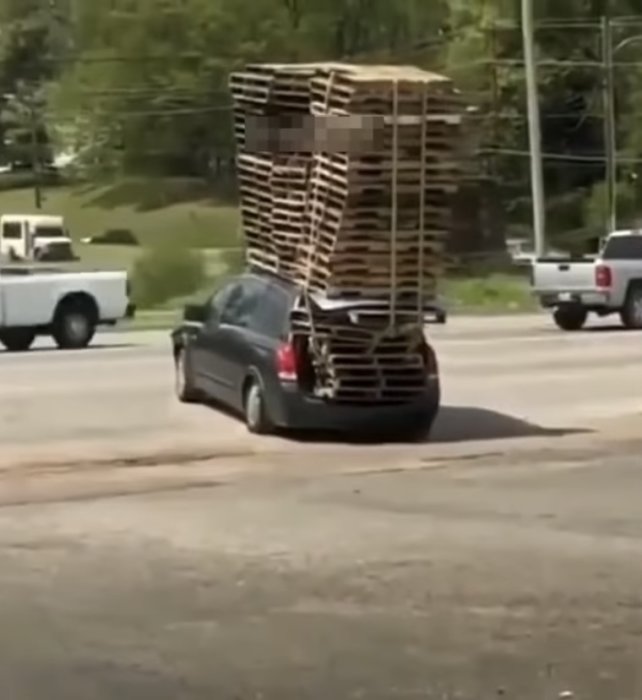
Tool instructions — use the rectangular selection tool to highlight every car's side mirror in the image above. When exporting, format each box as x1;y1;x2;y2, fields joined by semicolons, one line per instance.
183;303;207;323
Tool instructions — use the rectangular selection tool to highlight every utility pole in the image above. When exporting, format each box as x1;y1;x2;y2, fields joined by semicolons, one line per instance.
602;15;617;233
522;0;546;256
28;101;42;210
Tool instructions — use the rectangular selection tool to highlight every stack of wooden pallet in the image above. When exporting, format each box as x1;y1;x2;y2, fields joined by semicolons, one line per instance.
230;62;462;402
289;295;430;403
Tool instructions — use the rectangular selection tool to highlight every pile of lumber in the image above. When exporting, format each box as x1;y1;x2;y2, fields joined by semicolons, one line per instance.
230;62;462;402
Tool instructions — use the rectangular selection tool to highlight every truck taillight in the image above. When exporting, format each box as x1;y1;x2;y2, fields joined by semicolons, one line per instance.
276;342;297;381
595;264;612;288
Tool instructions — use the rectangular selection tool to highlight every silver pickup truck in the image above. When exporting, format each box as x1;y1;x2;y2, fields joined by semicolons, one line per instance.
531;230;642;330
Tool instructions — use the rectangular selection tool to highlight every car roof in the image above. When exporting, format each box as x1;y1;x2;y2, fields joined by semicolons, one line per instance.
608;229;642;238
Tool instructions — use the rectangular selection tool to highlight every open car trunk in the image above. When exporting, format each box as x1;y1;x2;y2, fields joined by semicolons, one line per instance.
289;293;432;404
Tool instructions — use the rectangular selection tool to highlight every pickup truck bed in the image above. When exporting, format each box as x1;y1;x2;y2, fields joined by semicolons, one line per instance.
531;231;642;330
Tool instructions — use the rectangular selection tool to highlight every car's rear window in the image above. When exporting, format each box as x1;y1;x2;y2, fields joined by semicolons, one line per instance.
248;283;291;339
602;235;642;259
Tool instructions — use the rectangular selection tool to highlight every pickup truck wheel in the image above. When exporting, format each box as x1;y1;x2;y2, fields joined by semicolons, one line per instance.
52;306;96;349
0;328;36;352
553;305;587;331
621;287;642;329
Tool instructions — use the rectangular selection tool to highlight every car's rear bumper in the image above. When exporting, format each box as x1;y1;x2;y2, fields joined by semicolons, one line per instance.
535;290;610;308
270;378;440;433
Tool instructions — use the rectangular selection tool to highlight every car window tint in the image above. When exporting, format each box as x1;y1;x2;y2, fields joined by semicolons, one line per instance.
248;284;290;338
206;282;235;323
220;277;263;327
603;236;642;259
2;222;21;240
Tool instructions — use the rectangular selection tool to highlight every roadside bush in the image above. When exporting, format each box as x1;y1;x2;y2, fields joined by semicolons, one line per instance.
131;241;207;308
91;229;139;246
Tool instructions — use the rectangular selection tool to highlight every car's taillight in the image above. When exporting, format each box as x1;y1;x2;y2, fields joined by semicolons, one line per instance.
595;264;612;288
276;342;297;381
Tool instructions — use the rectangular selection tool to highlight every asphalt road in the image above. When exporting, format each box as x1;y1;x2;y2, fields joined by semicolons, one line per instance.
2;313;642;699
2;431;642;698
1;312;641;461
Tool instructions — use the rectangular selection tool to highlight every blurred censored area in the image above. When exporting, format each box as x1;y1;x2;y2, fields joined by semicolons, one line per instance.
245;114;383;153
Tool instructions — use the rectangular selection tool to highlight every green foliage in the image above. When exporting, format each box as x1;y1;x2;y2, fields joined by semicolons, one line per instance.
131;240;207;308
2;0;642;252
441;0;642;248
584;179;639;232
443;273;537;314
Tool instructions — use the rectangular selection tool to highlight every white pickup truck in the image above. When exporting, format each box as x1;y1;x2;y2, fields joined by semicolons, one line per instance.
0;267;134;351
531;230;642;330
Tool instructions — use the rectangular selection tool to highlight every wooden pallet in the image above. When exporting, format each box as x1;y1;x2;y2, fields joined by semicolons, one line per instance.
317;287;438;302
316;267;441;284
306;201;451;228
314;154;461;176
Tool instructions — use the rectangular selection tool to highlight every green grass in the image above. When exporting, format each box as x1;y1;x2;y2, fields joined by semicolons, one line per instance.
0;180;538;321
69;244;228;276
124;309;180;331
123;274;537;332
0;178;241;248
443;273;537;314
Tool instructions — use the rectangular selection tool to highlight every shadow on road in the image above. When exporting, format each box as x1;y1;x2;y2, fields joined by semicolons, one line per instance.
583;324;628;333
429;406;589;443
0;343;137;355
253;405;591;446
200;397;589;446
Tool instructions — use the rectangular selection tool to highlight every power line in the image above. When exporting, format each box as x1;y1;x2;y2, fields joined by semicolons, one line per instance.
479;147;642;164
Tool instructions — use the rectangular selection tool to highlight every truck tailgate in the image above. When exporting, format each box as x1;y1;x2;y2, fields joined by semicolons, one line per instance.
532;259;596;292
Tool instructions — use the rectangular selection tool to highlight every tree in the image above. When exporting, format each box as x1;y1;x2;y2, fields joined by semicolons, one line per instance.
442;0;642;247
50;0;450;177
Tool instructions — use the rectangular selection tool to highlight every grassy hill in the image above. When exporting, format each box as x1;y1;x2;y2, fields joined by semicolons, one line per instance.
0;178;241;249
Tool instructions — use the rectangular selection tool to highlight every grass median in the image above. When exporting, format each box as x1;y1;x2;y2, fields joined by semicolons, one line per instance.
442;273;537;315
124;273;537;332
0;181;537;327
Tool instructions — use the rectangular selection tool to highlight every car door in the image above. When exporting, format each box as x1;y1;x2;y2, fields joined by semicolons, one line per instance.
199;276;267;408
189;281;237;399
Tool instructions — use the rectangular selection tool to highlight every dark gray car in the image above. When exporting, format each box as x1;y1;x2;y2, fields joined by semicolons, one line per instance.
171;273;440;438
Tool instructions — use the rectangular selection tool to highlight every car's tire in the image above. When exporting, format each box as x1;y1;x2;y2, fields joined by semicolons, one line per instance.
0;328;36;352
244;380;274;435
621;285;642;329
52;301;96;349
553;305;587;331
174;347;200;403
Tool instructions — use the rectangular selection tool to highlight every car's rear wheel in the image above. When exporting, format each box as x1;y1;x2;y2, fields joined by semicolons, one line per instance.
0;328;36;352
175;347;200;403
244;380;274;435
553;305;587;331
52;303;96;349
621;286;642;329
